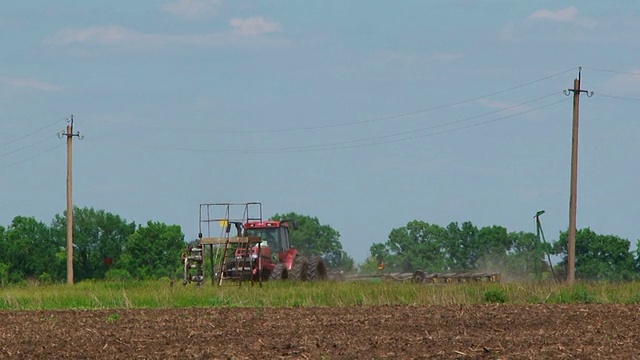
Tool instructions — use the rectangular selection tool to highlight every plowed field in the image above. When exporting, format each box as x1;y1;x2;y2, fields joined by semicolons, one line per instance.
1;305;639;359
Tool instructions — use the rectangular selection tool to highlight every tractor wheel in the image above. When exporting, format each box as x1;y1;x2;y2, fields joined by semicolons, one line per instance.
269;263;288;281
413;271;425;283
307;256;328;281
290;256;309;281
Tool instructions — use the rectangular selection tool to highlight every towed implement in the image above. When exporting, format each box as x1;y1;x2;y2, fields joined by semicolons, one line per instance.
327;256;500;284
412;270;500;283
181;202;327;286
329;271;500;284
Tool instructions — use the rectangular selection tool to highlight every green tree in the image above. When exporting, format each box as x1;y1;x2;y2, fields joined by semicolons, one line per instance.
505;231;542;279
445;224;520;273
371;220;521;274
635;241;640;272
0;262;9;287
554;228;637;281
120;221;185;279
271;213;353;270
382;220;449;272
443;221;479;271
357;243;387;274
369;243;388;261
51;207;136;281
331;250;355;271
358;256;383;274
0;225;9;285
0;225;5;261
475;225;512;270
2;216;62;282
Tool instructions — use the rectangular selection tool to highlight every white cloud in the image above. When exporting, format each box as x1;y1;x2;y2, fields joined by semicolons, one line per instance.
529;7;578;22
47;25;286;48
527;6;596;28
48;25;137;46
0;76;60;91
161;0;220;19
230;16;281;36
501;7;597;41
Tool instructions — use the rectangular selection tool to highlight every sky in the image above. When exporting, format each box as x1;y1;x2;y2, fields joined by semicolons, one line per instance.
1;1;639;264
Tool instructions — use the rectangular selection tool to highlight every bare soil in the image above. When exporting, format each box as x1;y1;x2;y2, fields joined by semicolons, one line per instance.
1;305;639;359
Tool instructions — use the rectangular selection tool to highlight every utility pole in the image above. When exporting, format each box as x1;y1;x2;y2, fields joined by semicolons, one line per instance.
58;115;82;285
534;210;545;280
534;210;555;281
564;67;592;285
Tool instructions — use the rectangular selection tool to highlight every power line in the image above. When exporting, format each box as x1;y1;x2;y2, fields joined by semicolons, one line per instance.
131;95;569;154
0;136;54;158
0;143;64;170
597;93;640;104
0;117;67;148
254;67;574;133
116;67;576;135
244;92;563;152
583;67;640;76
278;98;571;153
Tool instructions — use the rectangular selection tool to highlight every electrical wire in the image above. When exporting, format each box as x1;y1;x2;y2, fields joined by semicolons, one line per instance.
259;92;562;152
0;117;67;148
261;98;571;153
583;67;640;76
575;67;640;104
0;143;64;170
114;67;576;135
597;93;640;104
227;67;575;133
0;136;54;158
132;94;569;154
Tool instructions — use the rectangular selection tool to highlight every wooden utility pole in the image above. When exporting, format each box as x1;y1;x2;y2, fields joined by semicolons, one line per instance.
565;68;591;285
59;115;82;285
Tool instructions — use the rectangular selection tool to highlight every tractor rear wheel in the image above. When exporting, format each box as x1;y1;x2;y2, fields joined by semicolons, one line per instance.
290;256;309;281
307;256;328;281
269;263;288;281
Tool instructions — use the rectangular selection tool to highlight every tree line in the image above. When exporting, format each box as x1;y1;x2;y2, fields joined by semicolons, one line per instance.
364;220;639;281
0;207;354;285
0;207;185;285
1;207;637;284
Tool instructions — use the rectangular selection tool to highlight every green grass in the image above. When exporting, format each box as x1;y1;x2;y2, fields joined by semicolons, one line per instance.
2;279;640;310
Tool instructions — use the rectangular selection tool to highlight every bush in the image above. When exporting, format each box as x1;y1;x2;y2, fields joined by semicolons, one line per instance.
0;262;9;287
37;272;53;285
105;269;133;282
550;286;597;304
483;289;507;304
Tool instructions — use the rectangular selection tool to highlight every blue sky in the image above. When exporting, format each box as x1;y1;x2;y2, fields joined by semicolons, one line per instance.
1;1;639;263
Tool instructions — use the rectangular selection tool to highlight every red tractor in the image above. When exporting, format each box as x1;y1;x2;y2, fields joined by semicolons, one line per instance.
182;202;327;285
239;219;327;281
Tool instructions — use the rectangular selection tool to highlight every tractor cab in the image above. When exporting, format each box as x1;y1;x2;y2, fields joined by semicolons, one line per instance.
244;220;295;266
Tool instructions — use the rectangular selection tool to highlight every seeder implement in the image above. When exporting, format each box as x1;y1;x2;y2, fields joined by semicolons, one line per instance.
329;271;501;284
